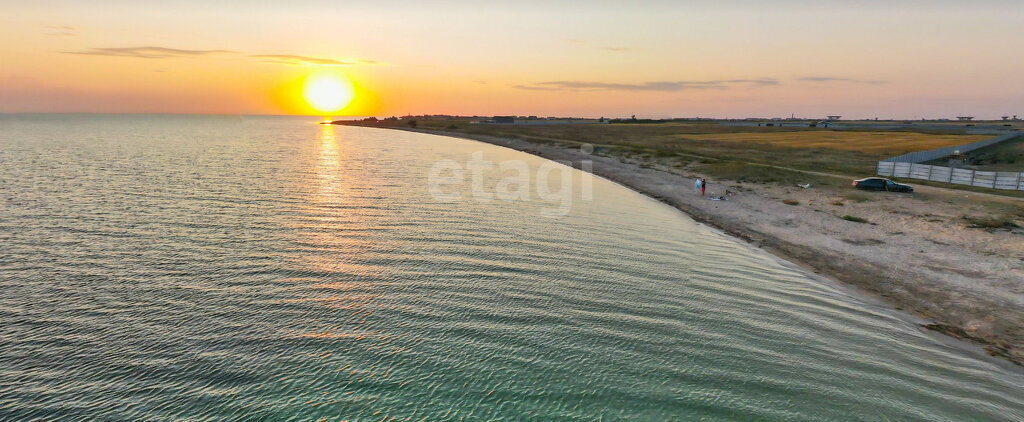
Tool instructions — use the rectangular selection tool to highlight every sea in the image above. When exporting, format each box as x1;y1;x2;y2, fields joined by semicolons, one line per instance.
1;114;1022;420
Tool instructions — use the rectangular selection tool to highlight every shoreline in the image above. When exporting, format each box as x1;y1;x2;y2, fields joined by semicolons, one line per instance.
342;123;1024;365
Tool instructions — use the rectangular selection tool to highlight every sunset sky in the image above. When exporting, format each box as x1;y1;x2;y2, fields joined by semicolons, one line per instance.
1;0;1022;119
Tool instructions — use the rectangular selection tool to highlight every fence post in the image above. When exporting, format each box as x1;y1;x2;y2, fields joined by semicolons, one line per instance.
969;170;975;186
927;165;934;181
948;167;953;183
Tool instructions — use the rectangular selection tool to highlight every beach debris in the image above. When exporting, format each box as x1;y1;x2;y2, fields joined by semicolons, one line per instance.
709;195;728;201
798;183;812;189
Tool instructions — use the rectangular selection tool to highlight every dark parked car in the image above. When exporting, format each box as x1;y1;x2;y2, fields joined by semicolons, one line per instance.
852;177;914;193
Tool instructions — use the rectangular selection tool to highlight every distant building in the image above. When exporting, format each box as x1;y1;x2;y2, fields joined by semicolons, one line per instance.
827;115;842;120
493;116;515;124
956;116;974;121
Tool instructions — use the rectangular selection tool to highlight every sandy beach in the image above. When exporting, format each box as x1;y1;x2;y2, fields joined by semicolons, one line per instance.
369;126;1024;365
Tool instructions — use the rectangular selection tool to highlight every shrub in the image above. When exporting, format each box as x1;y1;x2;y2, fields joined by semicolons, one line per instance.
842;215;868;223
962;216;1019;229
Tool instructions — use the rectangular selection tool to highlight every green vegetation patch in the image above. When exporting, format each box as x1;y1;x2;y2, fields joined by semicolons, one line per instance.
842;215;869;223
961;215;1020;229
925;136;1024;172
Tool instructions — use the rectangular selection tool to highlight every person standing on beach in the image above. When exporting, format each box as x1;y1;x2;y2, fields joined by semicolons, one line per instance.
701;178;707;196
695;178;701;193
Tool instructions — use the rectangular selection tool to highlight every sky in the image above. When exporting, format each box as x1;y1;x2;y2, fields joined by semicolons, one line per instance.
1;0;1022;119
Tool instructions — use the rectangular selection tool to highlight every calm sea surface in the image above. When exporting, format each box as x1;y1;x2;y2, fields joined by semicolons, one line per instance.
1;115;1022;420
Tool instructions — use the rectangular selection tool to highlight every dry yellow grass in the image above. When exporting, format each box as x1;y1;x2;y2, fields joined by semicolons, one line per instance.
345;118;992;178
679;131;988;155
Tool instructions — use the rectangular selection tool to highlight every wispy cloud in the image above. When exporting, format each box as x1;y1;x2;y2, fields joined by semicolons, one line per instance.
516;77;897;92
249;54;378;66
63;46;379;67
64;46;234;59
515;78;779;92
44;25;77;37
800;76;887;84
723;79;781;86
512;84;562;91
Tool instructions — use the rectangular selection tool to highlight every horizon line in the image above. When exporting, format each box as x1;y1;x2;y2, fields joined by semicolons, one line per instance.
2;112;1020;122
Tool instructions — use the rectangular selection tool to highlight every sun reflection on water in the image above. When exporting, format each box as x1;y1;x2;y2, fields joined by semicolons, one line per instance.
293;123;384;305
314;123;345;205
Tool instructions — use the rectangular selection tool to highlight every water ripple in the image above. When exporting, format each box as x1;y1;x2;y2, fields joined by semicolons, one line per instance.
0;115;1022;420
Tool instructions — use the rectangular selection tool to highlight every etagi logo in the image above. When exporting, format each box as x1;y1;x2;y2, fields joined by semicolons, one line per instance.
427;144;594;218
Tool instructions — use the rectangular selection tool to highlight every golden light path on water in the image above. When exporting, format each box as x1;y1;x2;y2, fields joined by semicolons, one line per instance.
291;124;381;337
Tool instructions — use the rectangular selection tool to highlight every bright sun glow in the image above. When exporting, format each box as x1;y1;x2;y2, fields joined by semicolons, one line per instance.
303;74;355;113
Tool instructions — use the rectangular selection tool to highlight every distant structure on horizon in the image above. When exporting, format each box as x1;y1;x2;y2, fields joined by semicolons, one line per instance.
956;116;974;121
492;116;515;124
826;115;841;120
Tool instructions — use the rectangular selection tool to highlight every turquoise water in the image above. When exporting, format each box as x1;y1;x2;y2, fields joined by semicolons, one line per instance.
1;115;1022;420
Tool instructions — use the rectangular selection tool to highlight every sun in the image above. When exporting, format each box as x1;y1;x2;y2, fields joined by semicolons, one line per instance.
303;74;355;113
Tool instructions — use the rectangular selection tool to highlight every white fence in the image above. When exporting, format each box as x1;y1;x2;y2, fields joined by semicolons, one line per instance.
875;132;1022;191
877;162;1024;190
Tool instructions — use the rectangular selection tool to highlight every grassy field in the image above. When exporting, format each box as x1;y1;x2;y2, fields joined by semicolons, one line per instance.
343;118;1021;195
385;120;986;177
679;131;985;154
